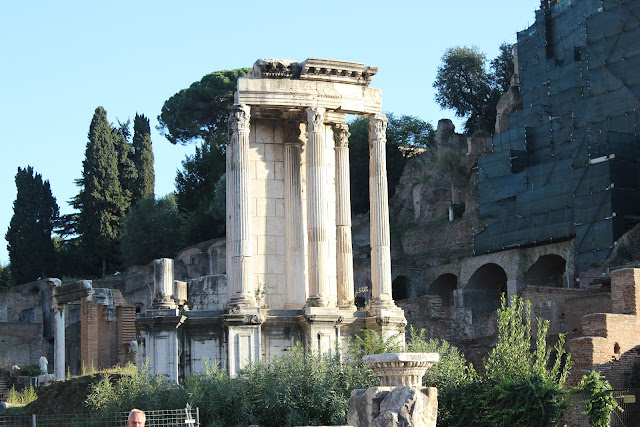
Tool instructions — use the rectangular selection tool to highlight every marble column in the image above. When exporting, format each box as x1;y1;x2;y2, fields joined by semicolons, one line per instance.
369;114;395;310
46;279;65;381
333;123;355;308
305;106;330;307
284;121;307;308
227;104;256;308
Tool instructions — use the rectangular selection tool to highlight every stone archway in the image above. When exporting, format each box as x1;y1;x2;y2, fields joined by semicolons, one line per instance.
464;263;507;315
428;273;457;306
524;254;566;287
392;275;411;301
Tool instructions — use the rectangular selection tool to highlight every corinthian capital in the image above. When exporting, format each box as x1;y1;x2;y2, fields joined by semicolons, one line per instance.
229;104;251;133
369;114;388;143
284;121;302;145
305;106;326;133
333;123;351;148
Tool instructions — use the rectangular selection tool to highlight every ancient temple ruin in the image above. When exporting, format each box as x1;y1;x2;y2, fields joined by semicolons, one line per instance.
136;58;406;379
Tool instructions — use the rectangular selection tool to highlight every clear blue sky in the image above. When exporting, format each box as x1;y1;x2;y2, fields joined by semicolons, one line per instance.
0;0;541;265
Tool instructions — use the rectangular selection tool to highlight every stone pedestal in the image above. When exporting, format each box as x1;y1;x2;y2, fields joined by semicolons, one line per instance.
299;306;343;355
348;353;440;427
224;308;263;377
348;386;438;427
140;308;185;384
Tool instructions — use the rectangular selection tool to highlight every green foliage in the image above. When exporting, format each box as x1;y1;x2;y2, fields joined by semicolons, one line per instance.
484;295;571;385
20;365;43;377
433;44;513;134
120;195;182;266
491;42;515;93
406;327;476;392
132;113;155;204
347;329;403;363
7;385;38;406
184;363;256;427
437;296;571;426
240;345;375;427
157;68;250;145
86;370;188;415
0;264;12;291
6;166;59;285
88;348;375;427
113;120;137;210
175;139;227;246
574;371;619;427
74;106;128;277
348;114;435;214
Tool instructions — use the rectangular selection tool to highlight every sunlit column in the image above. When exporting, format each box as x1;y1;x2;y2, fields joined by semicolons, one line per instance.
333;123;355;307
227;104;256;308
305;106;329;307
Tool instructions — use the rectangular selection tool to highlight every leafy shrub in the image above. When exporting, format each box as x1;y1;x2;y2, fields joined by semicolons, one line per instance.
85;366;187;416
406;327;476;392
240;345;375;427
574;371;619;427
7;385;38;405
436;296;571;426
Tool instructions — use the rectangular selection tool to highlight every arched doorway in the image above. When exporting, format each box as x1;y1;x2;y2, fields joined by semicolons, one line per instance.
428;273;457;306
524;254;566;287
392;275;411;301
465;263;507;315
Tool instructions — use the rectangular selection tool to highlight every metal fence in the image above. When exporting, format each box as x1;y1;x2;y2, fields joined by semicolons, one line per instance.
612;388;640;427
0;406;199;427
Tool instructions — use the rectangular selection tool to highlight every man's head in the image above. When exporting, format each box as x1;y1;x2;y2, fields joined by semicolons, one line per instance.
127;409;145;427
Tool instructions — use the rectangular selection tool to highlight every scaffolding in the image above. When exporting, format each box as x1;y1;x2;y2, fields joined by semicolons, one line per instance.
475;0;640;271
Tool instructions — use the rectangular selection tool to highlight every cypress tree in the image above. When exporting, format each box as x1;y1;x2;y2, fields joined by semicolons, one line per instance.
113;119;137;211
132;113;155;203
74;106;127;277
5;166;59;284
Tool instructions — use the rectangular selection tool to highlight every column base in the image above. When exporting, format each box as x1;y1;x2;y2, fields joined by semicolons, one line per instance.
227;294;259;313
305;295;333;308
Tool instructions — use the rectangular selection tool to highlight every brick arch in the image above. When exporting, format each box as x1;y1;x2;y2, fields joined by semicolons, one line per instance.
524;254;567;287
392;275;411;300
463;263;507;315
428;273;457;306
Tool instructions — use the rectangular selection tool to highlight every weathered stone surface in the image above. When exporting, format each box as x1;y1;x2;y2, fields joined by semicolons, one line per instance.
348;386;438;427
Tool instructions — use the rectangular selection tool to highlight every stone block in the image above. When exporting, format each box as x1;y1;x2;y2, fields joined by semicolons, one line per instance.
256;198;275;217
275;199;285;217
266;180;285;198
266;216;285;236
348;386;438;427
265;143;283;161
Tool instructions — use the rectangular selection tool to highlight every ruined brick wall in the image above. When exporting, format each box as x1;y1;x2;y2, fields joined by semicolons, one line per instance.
519;286;611;340
81;291;136;371
0;323;43;367
569;268;640;389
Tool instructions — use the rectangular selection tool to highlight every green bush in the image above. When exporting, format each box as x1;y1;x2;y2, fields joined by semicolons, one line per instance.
406;327;476;392
85;368;187;416
435;296;571;426
574;371;619;427
240;345;375;427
